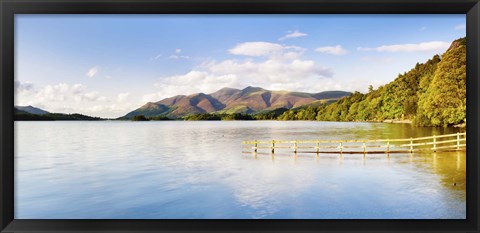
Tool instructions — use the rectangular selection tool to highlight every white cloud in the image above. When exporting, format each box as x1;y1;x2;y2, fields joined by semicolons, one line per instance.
150;54;162;60
455;23;466;30
117;92;130;102
142;41;338;102
15;80;34;92
229;42;284;57
78;91;108;102
315;45;348;55
169;49;190;59
278;30;308;41
71;83;87;94
207;59;332;83
420;26;427;31
13;82;138;118
357;41;450;53
86;66;99;78
28;83;92;103
228;42;305;60
83;103;140;115
143;71;239;102
144;43;334;102
169;55;190;59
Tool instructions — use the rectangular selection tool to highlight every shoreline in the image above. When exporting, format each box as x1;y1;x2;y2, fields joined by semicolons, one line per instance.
14;119;466;129
382;119;412;124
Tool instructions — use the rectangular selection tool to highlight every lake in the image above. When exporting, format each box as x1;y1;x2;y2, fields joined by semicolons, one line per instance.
14;121;466;219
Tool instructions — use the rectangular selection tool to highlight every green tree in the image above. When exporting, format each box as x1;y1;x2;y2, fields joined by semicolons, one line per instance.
132;115;149;121
416;38;466;126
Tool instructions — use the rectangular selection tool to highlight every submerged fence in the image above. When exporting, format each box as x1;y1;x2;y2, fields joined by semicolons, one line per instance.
242;132;466;154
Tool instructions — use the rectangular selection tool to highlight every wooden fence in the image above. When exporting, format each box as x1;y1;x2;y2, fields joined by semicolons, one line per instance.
242;132;466;154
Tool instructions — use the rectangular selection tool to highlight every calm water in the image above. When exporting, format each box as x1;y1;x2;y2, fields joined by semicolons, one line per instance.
14;121;466;219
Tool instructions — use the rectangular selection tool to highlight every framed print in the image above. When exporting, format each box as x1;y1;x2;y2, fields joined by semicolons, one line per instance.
1;0;479;232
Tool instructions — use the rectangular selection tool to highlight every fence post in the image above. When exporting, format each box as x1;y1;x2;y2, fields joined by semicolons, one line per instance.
363;142;366;154
293;141;297;153
254;140;258;153
271;140;275;154
386;140;390;154
409;137;413;153
316;142;320;153
339;142;343;153
433;135;436;152
457;132;460;150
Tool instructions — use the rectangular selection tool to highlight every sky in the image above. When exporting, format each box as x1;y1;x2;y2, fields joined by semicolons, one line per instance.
14;14;466;118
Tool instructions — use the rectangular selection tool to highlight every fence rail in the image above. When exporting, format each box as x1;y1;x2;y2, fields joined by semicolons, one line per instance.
242;132;466;154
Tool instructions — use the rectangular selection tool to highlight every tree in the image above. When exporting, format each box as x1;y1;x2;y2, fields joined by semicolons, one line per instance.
132;115;149;121
416;38;466;126
368;85;374;93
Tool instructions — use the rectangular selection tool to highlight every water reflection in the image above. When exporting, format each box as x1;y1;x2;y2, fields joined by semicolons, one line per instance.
15;121;465;219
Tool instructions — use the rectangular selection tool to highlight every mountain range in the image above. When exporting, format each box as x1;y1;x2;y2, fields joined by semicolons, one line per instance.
123;87;351;119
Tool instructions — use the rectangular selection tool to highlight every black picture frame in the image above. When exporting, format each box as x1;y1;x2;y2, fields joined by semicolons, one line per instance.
1;0;479;232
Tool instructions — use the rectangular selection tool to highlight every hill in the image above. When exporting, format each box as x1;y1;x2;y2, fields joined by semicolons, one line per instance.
278;37;466;127
14;107;104;121
15;105;49;115
122;87;351;119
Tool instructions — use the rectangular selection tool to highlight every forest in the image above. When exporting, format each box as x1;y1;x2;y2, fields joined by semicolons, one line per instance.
277;37;466;127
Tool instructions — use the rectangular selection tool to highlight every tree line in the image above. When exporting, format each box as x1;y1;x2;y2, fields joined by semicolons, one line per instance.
15;109;104;121
277;37;466;127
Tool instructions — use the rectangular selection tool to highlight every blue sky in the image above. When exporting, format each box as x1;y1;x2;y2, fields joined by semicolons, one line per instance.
15;14;466;118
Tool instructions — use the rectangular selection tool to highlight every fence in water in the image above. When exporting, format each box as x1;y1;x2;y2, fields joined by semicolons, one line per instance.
242;132;466;154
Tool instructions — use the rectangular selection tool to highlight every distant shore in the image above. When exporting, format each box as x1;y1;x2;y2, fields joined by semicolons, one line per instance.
382;119;412;124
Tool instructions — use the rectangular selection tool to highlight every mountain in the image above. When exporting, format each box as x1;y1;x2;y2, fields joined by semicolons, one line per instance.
122;87;351;119
14;106;104;121
15;105;49;115
312;91;356;100
123;102;171;118
278;37;466;127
